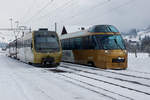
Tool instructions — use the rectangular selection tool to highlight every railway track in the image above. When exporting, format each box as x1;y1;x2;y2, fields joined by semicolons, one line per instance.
57;73;133;100
44;65;149;100
127;69;150;75
62;62;150;80
57;65;150;96
60;65;150;88
44;68;134;100
5;54;150;100
40;63;149;99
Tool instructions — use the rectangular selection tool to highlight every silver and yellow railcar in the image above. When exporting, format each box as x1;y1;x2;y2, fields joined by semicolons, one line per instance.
9;29;62;67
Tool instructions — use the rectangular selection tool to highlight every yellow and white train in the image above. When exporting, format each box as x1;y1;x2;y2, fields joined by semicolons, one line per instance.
60;25;127;69
8;29;62;67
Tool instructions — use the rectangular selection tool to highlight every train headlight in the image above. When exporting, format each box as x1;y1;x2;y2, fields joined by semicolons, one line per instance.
124;50;128;54
105;50;109;54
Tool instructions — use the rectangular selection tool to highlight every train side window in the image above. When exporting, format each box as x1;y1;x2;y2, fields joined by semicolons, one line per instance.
74;38;77;49
64;39;69;50
65;39;69;50
70;39;73;50
64;40;67;50
88;26;95;32
61;40;64;49
62;40;66;50
88;36;100;50
64;40;66;50
75;37;82;50
70;38;75;50
88;36;95;49
68;39;71;50
62;40;64;49
92;36;100;50
73;39;75;50
67;39;70;50
82;36;89;49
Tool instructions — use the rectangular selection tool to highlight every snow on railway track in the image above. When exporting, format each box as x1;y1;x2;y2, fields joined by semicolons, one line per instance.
61;62;150;80
46;62;150;100
59;64;150;86
56;73;133;100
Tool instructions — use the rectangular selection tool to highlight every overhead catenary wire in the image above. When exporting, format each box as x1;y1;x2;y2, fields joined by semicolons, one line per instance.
85;0;136;25
21;0;38;22
32;0;114;27
23;0;111;27
31;0;110;28
57;0;112;24
31;0;74;23
61;0;136;25
23;0;136;32
70;0;111;19
24;0;54;24
22;0;75;30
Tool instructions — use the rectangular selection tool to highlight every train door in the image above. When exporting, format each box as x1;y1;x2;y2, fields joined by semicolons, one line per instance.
73;37;84;64
93;35;106;69
80;36;90;64
86;36;98;66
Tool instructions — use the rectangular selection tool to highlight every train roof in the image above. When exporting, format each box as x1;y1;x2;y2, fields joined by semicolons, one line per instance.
60;25;120;40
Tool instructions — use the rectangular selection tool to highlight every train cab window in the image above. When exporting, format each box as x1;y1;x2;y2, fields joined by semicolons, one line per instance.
94;25;110;33
108;25;119;32
95;35;125;50
35;34;60;52
89;25;119;33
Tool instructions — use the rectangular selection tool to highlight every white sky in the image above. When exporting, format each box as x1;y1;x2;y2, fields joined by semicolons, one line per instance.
0;0;150;42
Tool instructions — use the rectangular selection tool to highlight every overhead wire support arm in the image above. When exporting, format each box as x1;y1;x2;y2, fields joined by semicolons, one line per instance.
0;28;31;31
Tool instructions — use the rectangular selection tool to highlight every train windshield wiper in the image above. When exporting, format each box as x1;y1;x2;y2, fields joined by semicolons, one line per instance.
114;38;123;50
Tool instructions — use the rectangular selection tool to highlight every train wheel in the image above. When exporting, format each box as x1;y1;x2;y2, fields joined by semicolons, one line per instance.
28;62;32;65
88;61;95;67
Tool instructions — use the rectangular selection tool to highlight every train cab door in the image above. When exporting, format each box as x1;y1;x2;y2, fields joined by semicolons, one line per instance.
74;37;84;64
87;36;98;66
93;35;106;69
81;36;96;66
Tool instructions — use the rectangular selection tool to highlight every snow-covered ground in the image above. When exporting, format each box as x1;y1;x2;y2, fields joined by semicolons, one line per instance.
0;52;150;100
128;53;150;72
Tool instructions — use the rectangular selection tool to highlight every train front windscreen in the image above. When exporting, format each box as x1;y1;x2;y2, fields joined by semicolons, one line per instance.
95;35;126;50
34;31;60;52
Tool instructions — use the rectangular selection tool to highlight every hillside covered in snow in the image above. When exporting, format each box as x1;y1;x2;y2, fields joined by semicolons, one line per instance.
122;25;150;42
